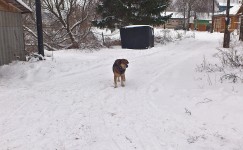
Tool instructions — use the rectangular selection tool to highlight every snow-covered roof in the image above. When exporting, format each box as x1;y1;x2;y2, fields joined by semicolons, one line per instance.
217;0;242;6
215;4;242;15
165;12;184;19
195;13;212;20
218;2;241;7
165;12;212;20
3;0;32;13
217;0;241;6
124;25;153;28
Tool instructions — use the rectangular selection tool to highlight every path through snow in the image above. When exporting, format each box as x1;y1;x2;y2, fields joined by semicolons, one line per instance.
0;32;243;150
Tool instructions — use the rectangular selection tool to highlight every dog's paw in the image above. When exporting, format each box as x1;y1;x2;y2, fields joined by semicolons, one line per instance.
121;84;125;87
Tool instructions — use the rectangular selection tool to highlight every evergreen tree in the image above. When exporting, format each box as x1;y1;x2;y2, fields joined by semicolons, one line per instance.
93;0;172;29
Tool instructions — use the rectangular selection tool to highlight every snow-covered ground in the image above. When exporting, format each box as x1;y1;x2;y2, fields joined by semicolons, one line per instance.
0;31;243;150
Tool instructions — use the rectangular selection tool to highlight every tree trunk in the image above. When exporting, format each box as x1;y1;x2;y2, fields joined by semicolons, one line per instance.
223;0;230;48
183;6;186;30
67;26;79;49
187;3;191;30
211;0;215;33
239;15;243;41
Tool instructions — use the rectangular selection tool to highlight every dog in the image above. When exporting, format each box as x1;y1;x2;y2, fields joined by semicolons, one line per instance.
112;59;129;88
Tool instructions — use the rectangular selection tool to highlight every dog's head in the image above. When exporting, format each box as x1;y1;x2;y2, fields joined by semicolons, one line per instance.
115;59;129;69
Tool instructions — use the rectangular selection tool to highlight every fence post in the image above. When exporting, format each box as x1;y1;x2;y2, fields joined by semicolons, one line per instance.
102;32;105;45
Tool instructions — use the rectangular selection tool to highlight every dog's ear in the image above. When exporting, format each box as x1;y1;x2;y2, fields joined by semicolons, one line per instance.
115;59;121;65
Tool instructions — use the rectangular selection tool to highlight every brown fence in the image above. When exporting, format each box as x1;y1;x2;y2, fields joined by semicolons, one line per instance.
0;11;25;66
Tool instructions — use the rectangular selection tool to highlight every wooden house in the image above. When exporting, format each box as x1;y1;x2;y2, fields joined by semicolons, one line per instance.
164;12;186;30
217;0;241;12
0;0;32;66
213;4;243;32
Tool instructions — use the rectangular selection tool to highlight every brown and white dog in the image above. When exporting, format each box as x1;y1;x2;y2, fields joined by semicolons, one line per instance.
112;59;129;88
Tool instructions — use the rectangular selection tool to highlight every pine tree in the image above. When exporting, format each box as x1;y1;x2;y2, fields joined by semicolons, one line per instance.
93;0;172;29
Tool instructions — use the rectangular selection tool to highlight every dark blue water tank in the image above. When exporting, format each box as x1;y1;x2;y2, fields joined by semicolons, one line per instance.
120;25;154;49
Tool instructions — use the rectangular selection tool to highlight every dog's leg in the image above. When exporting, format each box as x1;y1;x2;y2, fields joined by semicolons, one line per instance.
121;74;125;87
114;75;118;88
117;77;120;82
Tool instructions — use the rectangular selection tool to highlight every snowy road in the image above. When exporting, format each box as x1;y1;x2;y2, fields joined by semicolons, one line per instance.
0;32;243;150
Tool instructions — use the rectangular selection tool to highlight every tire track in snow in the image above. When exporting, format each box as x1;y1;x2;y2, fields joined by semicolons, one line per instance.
1;33;231;149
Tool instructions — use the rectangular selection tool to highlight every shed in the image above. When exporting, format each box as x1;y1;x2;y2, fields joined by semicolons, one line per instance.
120;25;154;49
192;13;212;31
0;0;32;66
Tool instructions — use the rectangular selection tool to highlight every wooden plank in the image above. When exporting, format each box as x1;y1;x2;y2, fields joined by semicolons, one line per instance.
0;0;20;13
0;11;3;27
0;11;26;65
0;27;4;66
1;11;8;64
17;13;25;61
5;27;11;64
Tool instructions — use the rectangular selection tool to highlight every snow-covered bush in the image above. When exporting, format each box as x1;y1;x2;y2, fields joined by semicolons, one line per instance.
216;43;243;83
196;56;223;73
103;37;121;48
26;53;45;62
154;29;195;45
92;28;121;48
216;34;243;68
92;28;196;48
79;32;103;50
197;35;243;83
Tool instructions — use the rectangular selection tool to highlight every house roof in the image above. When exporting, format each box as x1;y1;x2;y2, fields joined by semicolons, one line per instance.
194;13;212;20
3;0;32;13
217;0;240;6
215;4;242;15
165;12;212;21
165;12;184;19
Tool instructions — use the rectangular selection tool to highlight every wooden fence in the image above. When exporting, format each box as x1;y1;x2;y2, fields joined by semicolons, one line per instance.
0;11;25;66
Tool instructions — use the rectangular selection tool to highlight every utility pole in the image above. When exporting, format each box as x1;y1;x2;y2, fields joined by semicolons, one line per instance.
239;2;243;41
183;0;186;30
223;0;230;48
164;10;166;29
35;0;44;57
211;0;215;33
187;3;191;31
240;14;243;41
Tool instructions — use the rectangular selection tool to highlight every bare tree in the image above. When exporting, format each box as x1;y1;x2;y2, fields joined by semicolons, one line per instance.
172;0;214;30
43;0;98;49
172;0;199;30
23;0;98;51
171;0;187;29
193;0;213;13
